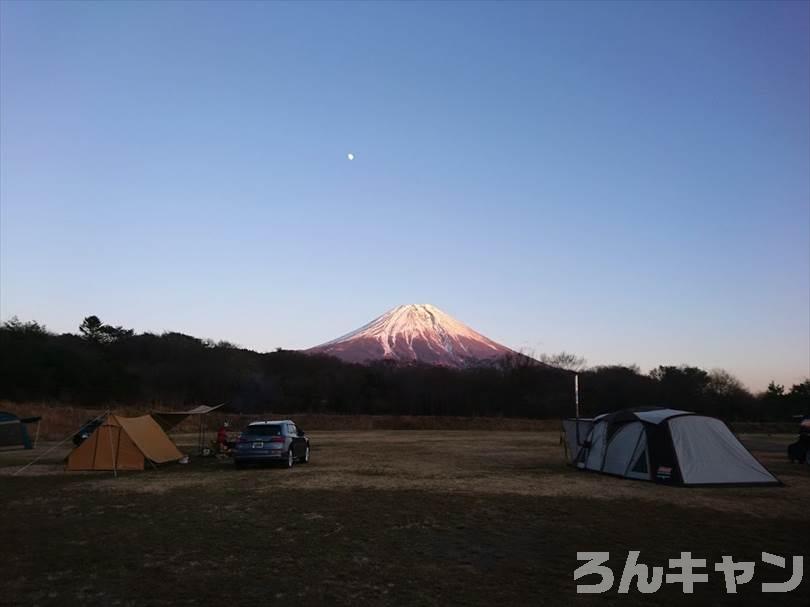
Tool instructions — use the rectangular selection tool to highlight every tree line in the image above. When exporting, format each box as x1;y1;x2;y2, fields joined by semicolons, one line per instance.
0;316;807;421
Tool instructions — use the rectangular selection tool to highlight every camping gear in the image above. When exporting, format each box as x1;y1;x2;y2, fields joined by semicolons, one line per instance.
66;414;184;471
563;408;779;486
787;436;809;464
0;412;42;450
788;415;809;464
562;418;593;463
152;403;227;455
72;418;103;446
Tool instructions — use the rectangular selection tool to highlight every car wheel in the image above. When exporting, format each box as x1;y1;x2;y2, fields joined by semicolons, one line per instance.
301;445;310;464
285;448;294;469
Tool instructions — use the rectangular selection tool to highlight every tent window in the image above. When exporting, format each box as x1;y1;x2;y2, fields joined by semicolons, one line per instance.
631;449;648;474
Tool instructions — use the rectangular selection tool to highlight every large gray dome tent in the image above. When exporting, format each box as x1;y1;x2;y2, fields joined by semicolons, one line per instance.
563;408;779;486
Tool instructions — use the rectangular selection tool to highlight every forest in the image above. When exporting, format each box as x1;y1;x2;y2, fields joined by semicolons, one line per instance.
1;316;807;421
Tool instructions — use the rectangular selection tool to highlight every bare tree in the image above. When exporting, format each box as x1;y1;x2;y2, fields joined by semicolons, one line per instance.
707;368;748;397
539;351;587;371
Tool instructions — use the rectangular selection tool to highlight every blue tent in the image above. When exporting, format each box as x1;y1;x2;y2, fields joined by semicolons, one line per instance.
0;412;41;450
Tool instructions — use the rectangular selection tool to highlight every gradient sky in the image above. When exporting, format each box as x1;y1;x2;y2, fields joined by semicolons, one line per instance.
1;1;808;391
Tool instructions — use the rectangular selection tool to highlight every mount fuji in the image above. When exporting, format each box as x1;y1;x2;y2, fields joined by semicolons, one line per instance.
305;304;519;367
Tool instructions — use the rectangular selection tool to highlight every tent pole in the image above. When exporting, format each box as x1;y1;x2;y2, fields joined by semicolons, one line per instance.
108;410;117;478
574;373;581;458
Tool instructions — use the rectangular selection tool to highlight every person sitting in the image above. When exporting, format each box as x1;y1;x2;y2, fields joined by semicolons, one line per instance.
216;421;233;453
787;423;809;464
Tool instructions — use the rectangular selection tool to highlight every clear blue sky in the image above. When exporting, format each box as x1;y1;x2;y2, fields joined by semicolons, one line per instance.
1;1;808;391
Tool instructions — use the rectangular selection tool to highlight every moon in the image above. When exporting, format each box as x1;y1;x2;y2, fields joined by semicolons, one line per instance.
347;152;355;161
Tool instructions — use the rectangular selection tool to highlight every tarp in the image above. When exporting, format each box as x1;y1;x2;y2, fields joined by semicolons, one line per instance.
152;403;227;430
67;414;183;471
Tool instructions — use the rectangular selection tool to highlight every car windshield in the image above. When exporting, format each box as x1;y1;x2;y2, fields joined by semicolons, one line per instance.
243;424;282;436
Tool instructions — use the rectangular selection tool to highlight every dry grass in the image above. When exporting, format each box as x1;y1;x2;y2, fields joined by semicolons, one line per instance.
0;401;560;440
1;428;807;605
23;430;799;520
2;401;797;442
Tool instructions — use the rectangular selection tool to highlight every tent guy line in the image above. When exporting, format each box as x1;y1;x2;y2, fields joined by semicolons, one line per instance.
12;410;109;476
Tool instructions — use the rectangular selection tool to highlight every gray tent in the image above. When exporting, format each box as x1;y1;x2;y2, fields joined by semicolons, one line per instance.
0;412;41;450
563;408;779;486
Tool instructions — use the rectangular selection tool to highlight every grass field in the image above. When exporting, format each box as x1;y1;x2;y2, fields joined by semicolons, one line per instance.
1;430;808;606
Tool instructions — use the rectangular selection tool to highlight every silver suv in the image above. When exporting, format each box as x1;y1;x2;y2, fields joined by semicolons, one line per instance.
233;420;310;469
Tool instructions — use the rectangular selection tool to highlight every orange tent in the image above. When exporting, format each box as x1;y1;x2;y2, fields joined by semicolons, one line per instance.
67;414;184;471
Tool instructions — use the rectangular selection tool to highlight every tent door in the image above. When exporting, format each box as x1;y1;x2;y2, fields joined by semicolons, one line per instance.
584;422;607;471
602;422;644;476
625;429;650;480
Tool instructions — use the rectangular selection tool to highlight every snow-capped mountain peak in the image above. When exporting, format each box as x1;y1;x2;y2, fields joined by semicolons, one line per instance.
305;304;516;367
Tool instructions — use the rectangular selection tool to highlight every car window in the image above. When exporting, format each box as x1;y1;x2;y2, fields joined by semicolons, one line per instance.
243;424;282;436
288;424;297;436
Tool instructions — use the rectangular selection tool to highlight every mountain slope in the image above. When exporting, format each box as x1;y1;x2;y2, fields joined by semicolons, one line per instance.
305;304;517;367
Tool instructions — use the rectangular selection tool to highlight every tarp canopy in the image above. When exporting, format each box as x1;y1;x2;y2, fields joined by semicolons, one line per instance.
67;414;183;471
152;403;227;430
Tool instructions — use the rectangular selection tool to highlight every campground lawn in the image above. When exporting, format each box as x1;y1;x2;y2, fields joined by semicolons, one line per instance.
1;430;808;606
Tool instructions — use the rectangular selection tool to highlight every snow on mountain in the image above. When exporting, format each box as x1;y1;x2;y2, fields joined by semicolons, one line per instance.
305;304;518;367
